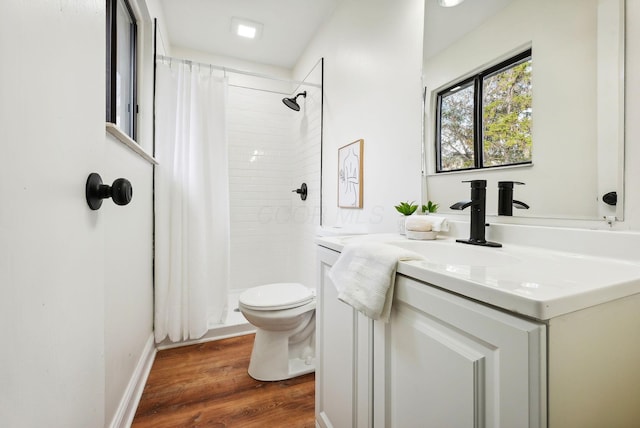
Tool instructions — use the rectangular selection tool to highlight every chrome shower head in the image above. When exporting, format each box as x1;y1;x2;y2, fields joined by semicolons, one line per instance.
282;91;307;111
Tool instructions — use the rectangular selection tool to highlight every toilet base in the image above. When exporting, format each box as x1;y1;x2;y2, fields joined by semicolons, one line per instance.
249;356;315;382
247;329;316;381
239;290;316;382
288;356;315;378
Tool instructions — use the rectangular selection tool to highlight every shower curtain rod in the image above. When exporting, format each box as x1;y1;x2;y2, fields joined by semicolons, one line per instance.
227;84;291;96
156;55;322;90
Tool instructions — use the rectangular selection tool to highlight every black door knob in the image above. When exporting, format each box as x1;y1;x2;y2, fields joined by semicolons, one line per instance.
111;178;133;205
603;191;617;206
86;173;133;210
292;183;307;201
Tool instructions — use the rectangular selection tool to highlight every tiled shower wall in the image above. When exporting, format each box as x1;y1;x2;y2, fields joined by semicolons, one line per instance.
227;72;321;292
291;65;323;289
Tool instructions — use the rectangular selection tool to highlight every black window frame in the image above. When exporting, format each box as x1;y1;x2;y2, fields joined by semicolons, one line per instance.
106;0;138;140
435;49;532;173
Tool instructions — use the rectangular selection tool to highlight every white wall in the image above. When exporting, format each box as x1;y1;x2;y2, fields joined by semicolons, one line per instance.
622;0;640;230
102;2;158;425
294;0;426;233
103;137;154;427
172;47;293;83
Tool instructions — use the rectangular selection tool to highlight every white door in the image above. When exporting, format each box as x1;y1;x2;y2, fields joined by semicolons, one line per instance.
0;1;106;426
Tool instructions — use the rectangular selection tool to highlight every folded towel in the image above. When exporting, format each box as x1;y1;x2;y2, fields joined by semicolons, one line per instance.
405;215;449;232
404;216;432;232
328;242;423;322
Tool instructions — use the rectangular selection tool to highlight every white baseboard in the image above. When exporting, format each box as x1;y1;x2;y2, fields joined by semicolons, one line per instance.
156;322;255;351
108;333;157;428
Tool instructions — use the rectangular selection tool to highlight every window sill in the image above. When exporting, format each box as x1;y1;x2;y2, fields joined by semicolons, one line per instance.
106;123;158;165
425;162;533;177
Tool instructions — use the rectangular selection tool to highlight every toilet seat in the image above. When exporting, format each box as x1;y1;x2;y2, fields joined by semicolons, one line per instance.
239;283;315;311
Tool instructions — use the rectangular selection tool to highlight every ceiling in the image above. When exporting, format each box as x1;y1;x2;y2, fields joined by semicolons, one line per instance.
157;0;515;69
158;0;341;69
424;0;515;60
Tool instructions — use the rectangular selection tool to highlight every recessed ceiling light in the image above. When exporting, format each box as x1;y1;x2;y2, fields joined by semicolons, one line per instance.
231;17;263;40
438;0;465;7
237;24;256;39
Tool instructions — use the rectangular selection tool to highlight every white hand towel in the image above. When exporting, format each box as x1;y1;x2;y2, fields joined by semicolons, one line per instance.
404;216;432;231
328;242;423;322
405;215;450;232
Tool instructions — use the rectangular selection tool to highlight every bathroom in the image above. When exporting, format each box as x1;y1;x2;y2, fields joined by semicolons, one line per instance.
1;0;639;427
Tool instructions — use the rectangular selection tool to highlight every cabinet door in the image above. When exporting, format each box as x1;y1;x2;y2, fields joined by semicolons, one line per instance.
316;246;371;428
375;275;546;428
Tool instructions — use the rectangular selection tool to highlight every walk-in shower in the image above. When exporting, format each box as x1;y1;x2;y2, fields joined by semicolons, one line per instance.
154;55;324;346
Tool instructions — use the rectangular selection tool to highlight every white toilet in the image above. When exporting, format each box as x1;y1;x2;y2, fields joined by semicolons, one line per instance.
238;282;316;381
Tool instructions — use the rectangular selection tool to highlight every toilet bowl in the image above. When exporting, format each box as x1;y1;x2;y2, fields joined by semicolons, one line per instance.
238;283;316;381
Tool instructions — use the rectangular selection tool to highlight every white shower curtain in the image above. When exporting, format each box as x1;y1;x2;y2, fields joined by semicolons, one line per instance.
154;60;230;343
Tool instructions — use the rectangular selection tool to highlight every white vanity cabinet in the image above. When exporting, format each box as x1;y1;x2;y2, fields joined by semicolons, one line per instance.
316;241;640;428
317;235;640;428
316;245;546;427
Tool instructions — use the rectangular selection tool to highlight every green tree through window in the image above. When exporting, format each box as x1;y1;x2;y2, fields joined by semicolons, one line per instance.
436;50;532;172
440;83;474;170
483;60;532;167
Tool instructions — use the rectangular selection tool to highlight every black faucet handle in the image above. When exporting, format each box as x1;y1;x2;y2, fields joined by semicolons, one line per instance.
450;200;473;210
462;179;487;188
498;181;525;188
513;200;530;209
498;181;529;216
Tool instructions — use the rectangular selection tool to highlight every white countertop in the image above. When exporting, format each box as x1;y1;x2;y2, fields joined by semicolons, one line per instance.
316;233;640;320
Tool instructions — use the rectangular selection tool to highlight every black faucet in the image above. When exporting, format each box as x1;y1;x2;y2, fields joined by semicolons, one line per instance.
498;181;530;216
450;180;501;248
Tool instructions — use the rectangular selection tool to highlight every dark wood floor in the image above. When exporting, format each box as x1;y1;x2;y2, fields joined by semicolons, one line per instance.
132;334;315;428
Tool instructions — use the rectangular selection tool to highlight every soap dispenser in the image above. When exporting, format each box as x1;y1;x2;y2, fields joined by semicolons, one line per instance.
498;181;530;216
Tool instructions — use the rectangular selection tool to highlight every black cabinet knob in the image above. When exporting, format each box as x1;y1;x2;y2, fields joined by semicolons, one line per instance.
86;173;133;210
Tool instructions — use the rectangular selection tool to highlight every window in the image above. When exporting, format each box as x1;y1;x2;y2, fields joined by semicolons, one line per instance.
106;0;137;140
436;50;532;172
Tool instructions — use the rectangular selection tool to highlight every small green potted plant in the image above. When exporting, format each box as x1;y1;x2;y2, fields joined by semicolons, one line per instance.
422;200;439;214
395;201;418;216
394;201;418;234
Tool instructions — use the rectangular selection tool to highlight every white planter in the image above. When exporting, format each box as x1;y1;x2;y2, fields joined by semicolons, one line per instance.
397;216;407;235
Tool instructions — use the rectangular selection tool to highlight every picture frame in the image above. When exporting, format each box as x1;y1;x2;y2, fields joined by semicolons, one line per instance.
338;139;364;208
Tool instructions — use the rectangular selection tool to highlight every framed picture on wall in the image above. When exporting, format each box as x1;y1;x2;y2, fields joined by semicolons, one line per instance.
338;139;364;208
